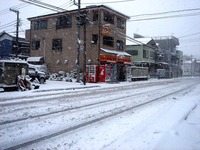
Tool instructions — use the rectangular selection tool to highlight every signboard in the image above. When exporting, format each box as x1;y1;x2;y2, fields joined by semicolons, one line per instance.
102;24;110;35
99;54;116;62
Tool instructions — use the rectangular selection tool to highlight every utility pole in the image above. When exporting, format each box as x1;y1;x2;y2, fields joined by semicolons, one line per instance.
10;8;19;57
83;13;87;85
74;0;81;82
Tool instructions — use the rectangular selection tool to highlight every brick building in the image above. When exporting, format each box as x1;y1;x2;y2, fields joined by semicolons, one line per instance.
26;5;131;82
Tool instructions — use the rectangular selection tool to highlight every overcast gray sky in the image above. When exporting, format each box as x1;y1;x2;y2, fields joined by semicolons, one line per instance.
1;0;200;58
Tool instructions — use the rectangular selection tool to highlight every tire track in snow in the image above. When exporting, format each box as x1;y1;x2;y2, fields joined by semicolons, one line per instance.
2;81;199;150
0;81;189;126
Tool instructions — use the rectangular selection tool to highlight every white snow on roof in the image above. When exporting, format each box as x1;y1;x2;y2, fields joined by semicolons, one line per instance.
0;59;27;64
27;57;43;62
126;38;153;46
101;48;131;57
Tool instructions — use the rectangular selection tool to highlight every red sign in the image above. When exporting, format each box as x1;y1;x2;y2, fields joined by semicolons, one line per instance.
99;54;116;62
99;54;131;63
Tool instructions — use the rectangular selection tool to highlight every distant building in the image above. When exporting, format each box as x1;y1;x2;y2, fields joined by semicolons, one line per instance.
153;36;182;77
26;5;131;82
126;38;157;77
0;31;30;59
183;56;200;76
126;35;183;78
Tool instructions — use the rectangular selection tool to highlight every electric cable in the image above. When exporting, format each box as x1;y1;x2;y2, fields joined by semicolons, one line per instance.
128;12;200;21
179;32;200;38
82;0;135;4
130;7;200;18
0;3;29;15
0;20;16;27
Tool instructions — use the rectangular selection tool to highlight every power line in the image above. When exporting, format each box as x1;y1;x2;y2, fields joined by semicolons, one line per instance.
130;7;200;18
128;12;200;21
41;1;74;15
82;0;135;4
0;20;16;27
0;23;16;29
0;3;29;15
59;0;74;9
179;32;200;38
19;0;66;12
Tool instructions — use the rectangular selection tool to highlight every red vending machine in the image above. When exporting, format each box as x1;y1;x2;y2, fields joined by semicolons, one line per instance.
86;65;98;83
99;64;113;82
99;65;106;82
105;64;112;82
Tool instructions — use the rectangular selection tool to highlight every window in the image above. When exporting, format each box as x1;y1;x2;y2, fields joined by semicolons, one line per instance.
103;36;114;47
117;17;125;29
132;50;138;56
52;39;62;51
117;40;123;50
56;15;72;29
104;11;114;24
143;50;149;58
32;41;40;50
34;20;47;30
150;51;155;59
93;11;98;21
92;34;98;45
126;50;138;56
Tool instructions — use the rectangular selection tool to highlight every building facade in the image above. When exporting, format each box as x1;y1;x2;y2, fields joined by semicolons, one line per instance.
153;36;182;77
126;38;157;77
26;5;131;82
183;56;200;76
0;31;30;59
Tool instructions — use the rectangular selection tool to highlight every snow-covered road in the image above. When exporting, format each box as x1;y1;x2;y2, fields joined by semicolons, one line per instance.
0;77;200;150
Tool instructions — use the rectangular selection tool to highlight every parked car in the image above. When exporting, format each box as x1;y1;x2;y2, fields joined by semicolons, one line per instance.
28;66;46;84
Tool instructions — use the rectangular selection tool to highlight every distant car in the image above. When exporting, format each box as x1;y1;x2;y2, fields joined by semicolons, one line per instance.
28;67;46;84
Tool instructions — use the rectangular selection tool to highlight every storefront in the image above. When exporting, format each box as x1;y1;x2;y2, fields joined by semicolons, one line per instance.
86;48;131;83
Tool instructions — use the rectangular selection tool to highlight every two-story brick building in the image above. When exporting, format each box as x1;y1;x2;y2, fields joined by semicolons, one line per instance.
26;5;131;82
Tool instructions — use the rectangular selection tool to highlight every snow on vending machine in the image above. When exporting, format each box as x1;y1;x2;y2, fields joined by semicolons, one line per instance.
86;65;98;83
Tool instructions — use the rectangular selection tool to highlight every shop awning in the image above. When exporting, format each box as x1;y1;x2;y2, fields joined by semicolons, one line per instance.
100;48;131;57
100;48;131;64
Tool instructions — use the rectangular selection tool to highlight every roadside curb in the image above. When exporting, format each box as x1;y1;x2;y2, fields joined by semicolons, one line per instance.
33;85;101;93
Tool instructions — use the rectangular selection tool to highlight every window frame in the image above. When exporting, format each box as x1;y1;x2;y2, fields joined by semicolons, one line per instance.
103;36;114;47
116;40;124;51
34;20;47;30
117;17;125;29
56;15;72;29
150;51;155;59
103;11;114;24
92;34;98;45
32;40;40;50
143;50;149;58
93;10;99;21
52;39;62;51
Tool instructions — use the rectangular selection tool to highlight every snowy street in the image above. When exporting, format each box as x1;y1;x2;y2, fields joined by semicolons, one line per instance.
0;77;200;150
